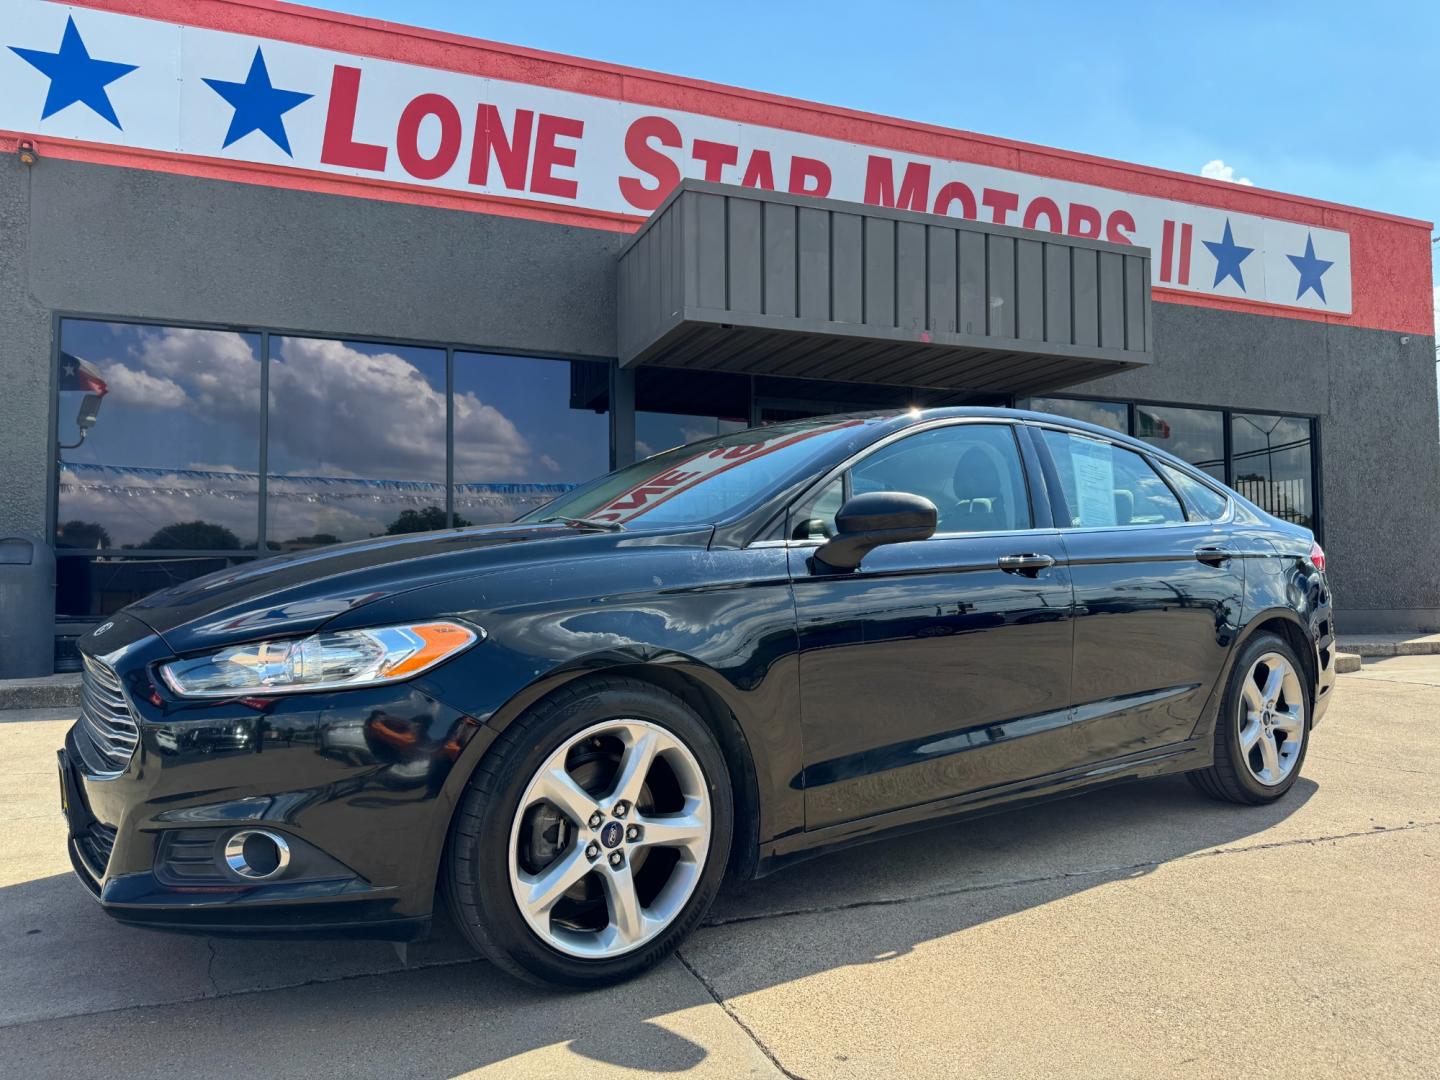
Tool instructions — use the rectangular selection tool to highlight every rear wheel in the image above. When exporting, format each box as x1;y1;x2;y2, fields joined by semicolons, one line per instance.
1188;632;1310;805
445;677;732;987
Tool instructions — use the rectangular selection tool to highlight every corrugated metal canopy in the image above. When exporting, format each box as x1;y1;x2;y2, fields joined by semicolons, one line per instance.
617;181;1153;394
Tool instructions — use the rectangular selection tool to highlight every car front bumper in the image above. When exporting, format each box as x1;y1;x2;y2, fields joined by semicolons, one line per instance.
60;625;494;939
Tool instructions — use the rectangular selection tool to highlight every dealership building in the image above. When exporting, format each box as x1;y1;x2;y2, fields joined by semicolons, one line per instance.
1;0;1436;671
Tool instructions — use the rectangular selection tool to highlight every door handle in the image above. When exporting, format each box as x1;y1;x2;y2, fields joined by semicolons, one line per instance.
998;553;1055;576
1194;545;1232;565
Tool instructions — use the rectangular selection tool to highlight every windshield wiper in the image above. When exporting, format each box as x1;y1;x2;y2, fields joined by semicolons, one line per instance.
538;516;625;532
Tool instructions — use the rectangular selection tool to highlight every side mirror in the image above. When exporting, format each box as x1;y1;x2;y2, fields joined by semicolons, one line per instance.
813;491;937;572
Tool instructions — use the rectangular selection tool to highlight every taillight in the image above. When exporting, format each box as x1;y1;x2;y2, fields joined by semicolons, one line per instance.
1308;541;1326;573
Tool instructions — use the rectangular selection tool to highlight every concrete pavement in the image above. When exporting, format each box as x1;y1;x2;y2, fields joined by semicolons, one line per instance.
1;660;1437;1078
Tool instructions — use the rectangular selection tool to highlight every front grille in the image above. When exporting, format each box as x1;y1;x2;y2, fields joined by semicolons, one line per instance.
75;821;118;881
76;654;140;776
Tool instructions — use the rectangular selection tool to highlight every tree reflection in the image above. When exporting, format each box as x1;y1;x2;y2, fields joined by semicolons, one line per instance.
385;506;472;535
141;521;243;550
56;519;112;549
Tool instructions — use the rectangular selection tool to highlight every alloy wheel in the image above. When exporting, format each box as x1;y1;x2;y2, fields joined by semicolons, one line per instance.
507;718;712;959
1237;651;1306;786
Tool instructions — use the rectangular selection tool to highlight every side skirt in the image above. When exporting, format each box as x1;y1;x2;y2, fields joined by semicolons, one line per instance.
754;738;1209;878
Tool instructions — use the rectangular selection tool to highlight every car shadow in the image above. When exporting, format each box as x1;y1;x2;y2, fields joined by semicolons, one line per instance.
0;773;1317;1076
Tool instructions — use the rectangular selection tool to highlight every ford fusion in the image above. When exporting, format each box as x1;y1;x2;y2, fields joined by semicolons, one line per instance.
61;408;1335;986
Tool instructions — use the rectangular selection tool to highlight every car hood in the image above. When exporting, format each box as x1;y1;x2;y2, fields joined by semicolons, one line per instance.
123;522;683;654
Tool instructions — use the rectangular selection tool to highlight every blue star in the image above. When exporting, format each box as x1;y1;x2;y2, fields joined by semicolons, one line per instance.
203;48;312;156
9;16;138;129
1286;233;1334;304
1202;219;1255;291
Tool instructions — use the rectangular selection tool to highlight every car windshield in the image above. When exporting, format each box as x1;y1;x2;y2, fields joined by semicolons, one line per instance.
519;415;884;529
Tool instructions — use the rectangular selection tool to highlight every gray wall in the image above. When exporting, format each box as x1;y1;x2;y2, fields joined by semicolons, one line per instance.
2;156;1437;633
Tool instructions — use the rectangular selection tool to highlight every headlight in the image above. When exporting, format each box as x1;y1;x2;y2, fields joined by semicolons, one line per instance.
160;621;480;698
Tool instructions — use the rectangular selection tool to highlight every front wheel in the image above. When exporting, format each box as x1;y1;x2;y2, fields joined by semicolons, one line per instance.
444;677;733;987
1188;632;1311;805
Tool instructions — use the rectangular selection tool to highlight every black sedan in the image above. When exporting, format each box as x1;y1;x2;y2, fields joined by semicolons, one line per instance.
61;408;1335;986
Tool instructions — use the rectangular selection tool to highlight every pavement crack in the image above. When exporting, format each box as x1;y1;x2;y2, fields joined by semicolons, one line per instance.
0;955;483;1032
1340;675;1440;690
675;949;806;1080
1307;752;1439;777
703;819;1440;929
204;939;219;996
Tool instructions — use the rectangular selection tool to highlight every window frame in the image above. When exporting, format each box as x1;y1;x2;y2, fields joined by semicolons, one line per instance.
49;310;616;620
770;418;1048;548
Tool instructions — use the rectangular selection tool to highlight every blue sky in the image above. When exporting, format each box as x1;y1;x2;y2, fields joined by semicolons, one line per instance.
306;0;1437;233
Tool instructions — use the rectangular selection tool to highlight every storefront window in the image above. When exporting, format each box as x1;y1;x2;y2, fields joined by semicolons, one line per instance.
1020;396;1127;433
634;368;751;460
1231;413;1315;529
1133;404;1225;480
452;353;610;524
56;320;262;551
266;338;447;548
56;554;251;618
636;413;748;457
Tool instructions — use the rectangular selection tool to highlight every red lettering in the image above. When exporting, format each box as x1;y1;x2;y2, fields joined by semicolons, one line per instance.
1106;209;1136;244
740;149;776;190
619;116;682;211
714;445;764;461
1066;202;1102;239
469;105;532;189
692;140;738;182
604;485;671;512
787;156;831;197
981;188;1019;225
395;93;461;180
1022;196;1063;233
863;156;931;211
530;113;583;198
932;181;977;219
320;66;387;171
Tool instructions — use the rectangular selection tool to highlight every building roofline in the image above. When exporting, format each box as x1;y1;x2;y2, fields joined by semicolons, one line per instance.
76;0;1432;233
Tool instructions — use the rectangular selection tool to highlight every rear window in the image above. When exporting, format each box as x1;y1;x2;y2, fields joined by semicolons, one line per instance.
1042;429;1185;528
1158;462;1230;521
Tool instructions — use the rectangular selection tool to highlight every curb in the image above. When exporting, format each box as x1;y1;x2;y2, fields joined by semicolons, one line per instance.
1334;652;1362;674
1338;640;1440;658
0;674;81;710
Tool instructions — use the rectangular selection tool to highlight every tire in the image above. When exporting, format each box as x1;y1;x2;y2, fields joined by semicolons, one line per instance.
444;676;733;988
1188;631;1311;805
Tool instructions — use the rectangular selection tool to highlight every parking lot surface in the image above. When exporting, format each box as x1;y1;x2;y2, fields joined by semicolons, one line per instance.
2;658;1436;1078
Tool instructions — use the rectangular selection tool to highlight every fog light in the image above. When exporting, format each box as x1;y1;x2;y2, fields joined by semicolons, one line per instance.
223;829;292;881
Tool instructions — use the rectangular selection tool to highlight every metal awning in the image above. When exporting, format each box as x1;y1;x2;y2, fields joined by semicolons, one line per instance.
617;181;1153;394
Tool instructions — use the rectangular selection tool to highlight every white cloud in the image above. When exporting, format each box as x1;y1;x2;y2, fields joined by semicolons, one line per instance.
128;329;540;483
1200;159;1254;186
97;362;189;408
63;328;581;544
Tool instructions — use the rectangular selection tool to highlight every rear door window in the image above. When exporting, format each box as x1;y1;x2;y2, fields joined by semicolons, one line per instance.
1157;462;1230;521
1041;429;1185;528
